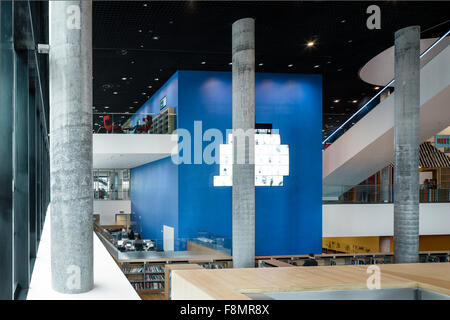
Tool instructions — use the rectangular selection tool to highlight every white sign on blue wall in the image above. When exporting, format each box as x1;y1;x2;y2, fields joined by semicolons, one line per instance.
213;132;289;187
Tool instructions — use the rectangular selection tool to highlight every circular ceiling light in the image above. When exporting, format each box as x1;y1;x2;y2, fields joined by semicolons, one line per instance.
352;100;358;103
201;61;206;65
288;64;293;68
113;92;118;95
154;78;159;81
121;77;127;81
334;99;340;103
259;63;264;66
152;36;159;40
307;41;315;47
314;65;320;68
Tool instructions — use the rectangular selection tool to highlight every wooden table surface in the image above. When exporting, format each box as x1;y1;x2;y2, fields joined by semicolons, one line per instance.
171;263;450;300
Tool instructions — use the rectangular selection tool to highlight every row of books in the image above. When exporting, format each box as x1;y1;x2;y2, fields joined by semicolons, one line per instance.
131;281;164;290
146;265;165;273
145;274;164;281
122;266;144;274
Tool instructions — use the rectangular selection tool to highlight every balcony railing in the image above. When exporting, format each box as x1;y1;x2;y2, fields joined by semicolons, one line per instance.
323;184;450;204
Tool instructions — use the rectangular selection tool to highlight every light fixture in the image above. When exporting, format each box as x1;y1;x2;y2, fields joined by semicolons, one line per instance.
131;61;135;64
142;92;146;95
348;39;353;43
129;107;134;109
133;101;139;104
143;3;148;7
228;62;232;65
314;65;320;68
138;29;142;33
201;61;206;65
147;85;152;88
113;92;118;95
154;78;159;81
374;86;380;90
288;64;293;68
125;111;130;114
337;68;343;72
352;100;358;104
121;77;127;80
140;44;144;48
334;99;340;103
152;36;159;40
307;41;315;47
341;19;346;23
259;63;264;66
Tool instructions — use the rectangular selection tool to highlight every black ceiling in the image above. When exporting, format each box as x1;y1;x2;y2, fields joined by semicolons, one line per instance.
93;1;450;139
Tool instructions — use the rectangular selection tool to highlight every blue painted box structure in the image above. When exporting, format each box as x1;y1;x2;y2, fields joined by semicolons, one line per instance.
130;70;322;255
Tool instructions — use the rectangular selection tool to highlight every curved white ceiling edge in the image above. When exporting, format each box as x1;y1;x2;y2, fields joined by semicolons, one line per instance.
358;38;443;87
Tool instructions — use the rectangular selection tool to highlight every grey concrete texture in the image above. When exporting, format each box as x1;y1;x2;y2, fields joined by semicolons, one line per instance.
393;26;420;264
232;18;255;268
49;0;94;293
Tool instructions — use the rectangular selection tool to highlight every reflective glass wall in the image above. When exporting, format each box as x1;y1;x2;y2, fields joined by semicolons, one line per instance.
0;1;50;300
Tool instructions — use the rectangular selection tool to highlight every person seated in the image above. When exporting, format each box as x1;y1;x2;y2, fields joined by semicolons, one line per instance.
303;253;318;266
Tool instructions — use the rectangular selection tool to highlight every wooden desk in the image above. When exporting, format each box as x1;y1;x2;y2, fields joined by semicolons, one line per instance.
164;264;203;299
171;263;450;300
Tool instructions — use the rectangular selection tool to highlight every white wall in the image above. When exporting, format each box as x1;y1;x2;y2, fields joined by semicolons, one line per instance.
323;203;450;237
94;200;131;225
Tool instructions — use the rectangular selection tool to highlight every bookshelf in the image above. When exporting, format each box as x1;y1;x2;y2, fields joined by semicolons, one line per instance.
149;107;176;134
120;262;166;293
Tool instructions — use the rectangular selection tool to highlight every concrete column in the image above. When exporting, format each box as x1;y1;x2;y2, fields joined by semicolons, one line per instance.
49;0;93;293
232;18;255;268
393;26;420;264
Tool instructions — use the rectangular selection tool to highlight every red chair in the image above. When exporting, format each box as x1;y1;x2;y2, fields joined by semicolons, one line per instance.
103;115;112;133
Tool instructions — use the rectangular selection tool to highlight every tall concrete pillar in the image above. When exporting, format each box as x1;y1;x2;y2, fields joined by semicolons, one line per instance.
393;26;420;264
232;18;255;268
49;0;93;292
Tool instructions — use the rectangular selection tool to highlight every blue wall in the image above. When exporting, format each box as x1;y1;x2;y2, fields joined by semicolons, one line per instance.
130;157;179;241
177;71;322;255
130;70;322;255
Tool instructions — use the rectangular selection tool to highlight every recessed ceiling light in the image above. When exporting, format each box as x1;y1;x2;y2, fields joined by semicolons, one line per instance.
374;86;380;90
348;39;353;43
104;106;109;109
143;3;148;7
129;107;134;109
131;61;135;64
129;77;133;80
169;20;174;24
352;100;358;103
154;78;159;81
125;111;130;114
152;36;159;40
113;92;118;95
121;116;125;118
307;41;315;47
133;101;139;104
142;92;146;95
259;63;264;66
341;19;346;23
140;45;144;48
121;77;127;80
288;64;293;68
314;65;320;68
228;62;232;65
337;68;343;72
147;85;152;88
334;99;340;103
138;29;142;33
327;61;332;64
201;61;206;65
